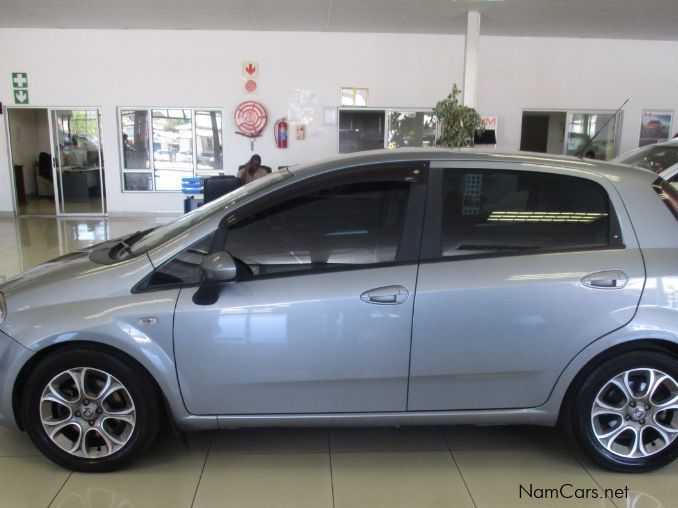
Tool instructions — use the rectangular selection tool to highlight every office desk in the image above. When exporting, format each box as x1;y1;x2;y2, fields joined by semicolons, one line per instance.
61;167;101;202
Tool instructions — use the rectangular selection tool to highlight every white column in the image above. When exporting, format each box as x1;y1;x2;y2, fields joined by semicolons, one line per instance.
463;10;481;107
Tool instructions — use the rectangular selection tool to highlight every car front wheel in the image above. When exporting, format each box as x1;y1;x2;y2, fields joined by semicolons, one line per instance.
22;347;160;472
574;351;678;472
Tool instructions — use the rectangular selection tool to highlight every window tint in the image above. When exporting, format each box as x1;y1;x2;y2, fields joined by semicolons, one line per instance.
225;180;411;277
146;234;214;287
440;170;611;257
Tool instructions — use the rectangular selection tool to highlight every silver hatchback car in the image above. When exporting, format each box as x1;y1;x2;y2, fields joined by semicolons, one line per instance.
1;149;677;473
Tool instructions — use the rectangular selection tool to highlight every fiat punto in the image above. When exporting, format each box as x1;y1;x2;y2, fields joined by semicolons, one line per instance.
0;149;677;472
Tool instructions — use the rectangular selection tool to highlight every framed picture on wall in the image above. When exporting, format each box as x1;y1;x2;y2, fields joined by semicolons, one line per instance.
639;110;673;147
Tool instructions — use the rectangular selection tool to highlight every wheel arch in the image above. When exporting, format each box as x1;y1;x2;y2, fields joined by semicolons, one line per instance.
12;340;170;430
558;338;678;426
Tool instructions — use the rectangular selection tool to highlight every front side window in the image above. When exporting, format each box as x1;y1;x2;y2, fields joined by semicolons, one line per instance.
438;170;612;258
224;179;413;277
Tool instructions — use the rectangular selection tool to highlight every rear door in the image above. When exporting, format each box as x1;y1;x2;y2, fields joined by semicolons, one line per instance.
408;161;645;411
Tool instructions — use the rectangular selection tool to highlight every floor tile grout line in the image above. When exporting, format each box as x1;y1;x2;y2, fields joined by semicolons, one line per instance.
439;427;478;508
564;444;620;508
189;431;215;508
327;429;336;508
47;471;72;508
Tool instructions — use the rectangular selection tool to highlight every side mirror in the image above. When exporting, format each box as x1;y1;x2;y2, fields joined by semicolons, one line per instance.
201;251;237;283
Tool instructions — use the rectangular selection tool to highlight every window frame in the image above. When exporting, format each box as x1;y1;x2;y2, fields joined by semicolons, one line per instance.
137;161;429;291
214;162;429;281
420;163;625;262
117;106;224;193
338;107;439;154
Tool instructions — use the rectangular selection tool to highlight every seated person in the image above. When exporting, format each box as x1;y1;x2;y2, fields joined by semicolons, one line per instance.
237;154;269;184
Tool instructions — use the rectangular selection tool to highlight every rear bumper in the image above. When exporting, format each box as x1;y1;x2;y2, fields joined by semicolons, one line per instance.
0;330;32;429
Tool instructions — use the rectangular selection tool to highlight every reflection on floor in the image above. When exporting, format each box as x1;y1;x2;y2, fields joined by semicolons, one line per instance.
18;195;105;215
18;196;56;216
0;215;173;282
0;215;676;507
0;425;676;508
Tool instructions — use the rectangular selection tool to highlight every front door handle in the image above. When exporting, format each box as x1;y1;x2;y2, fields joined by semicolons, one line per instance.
581;270;628;289
360;285;409;305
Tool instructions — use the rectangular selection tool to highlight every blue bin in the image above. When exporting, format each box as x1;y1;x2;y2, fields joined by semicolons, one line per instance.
181;177;203;195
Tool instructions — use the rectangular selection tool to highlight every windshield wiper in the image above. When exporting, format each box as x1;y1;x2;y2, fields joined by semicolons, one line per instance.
109;227;158;261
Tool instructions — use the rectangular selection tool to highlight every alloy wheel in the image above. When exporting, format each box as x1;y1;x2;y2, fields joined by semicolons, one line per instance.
39;367;136;459
591;368;678;459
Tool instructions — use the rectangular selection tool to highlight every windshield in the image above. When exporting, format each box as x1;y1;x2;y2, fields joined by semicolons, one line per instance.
129;171;292;256
615;145;678;174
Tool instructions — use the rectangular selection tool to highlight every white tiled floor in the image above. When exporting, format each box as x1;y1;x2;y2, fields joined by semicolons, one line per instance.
0;215;676;508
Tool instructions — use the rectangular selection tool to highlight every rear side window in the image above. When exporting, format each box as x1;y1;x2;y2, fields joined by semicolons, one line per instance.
653;178;678;220
439;170;614;257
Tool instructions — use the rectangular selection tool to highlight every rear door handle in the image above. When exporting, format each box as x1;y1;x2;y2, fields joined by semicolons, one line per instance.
360;285;409;305
581;270;628;289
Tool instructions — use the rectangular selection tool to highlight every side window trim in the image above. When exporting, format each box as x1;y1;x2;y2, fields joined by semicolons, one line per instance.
422;165;623;262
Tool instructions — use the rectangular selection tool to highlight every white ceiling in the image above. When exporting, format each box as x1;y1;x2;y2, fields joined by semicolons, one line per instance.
1;0;678;40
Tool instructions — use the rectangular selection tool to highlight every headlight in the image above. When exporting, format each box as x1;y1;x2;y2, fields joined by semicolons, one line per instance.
0;293;6;325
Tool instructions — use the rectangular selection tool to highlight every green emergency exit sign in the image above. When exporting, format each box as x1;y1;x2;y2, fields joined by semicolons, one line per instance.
12;72;29;104
14;89;29;104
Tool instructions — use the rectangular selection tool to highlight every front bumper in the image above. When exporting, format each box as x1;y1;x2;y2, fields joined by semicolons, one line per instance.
0;329;32;429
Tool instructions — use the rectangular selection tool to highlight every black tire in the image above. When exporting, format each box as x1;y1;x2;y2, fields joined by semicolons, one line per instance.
21;347;161;472
572;350;678;473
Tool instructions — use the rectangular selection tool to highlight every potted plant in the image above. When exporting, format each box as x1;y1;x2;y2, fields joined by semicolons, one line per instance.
434;84;485;147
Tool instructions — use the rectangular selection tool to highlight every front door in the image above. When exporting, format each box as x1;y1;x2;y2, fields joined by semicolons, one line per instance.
173;163;426;415
408;163;645;411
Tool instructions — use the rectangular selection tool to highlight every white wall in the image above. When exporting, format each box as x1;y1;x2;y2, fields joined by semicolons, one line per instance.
476;36;678;156
1;29;678;214
0;29;463;214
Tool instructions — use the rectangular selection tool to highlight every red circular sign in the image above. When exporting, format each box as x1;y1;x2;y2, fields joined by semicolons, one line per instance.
234;101;267;136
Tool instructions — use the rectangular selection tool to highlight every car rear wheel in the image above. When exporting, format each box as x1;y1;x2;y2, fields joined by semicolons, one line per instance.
22;347;160;472
573;351;678;472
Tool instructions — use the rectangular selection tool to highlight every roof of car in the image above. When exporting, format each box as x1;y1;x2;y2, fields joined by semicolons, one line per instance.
289;148;656;184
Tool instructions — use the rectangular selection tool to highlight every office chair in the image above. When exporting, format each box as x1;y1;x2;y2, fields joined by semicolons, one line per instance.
203;175;242;204
38;152;53;181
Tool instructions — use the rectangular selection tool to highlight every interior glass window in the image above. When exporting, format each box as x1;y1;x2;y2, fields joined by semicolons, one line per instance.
388;112;437;148
440;170;611;257
225;180;411;277
120;109;150;170
195;110;223;176
339;110;385;153
152;109;194;191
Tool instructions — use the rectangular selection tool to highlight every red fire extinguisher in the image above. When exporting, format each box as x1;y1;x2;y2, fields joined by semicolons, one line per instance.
274;118;288;148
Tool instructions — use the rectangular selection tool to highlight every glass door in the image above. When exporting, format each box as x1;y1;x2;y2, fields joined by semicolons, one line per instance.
51;109;106;215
